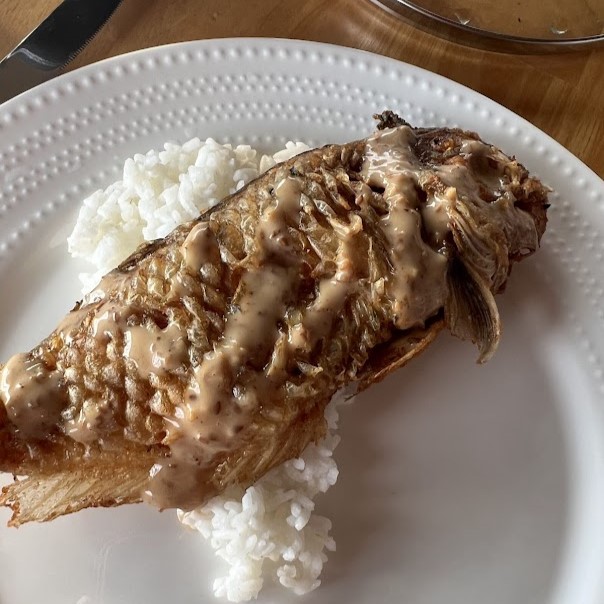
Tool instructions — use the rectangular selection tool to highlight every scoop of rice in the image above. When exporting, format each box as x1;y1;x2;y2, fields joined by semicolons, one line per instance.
67;137;345;602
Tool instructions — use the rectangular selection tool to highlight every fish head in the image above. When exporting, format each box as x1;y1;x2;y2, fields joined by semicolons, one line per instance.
415;127;550;362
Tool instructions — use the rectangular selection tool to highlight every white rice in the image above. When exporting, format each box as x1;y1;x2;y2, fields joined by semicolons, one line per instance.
67;137;344;602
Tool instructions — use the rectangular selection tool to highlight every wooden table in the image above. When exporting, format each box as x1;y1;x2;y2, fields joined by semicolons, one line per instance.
1;0;602;176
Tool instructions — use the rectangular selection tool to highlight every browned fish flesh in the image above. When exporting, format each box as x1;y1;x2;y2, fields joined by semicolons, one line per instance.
0;112;549;525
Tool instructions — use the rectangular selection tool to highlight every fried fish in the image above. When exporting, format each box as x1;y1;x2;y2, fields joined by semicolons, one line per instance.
0;112;549;525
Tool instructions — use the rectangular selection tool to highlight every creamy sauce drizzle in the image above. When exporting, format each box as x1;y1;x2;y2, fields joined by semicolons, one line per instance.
361;126;448;329
64;301;190;443
289;231;358;352
147;176;304;508
289;279;349;352
422;195;451;248
64;399;110;444
180;222;221;274
91;304;124;341
125;323;188;376
0;353;65;439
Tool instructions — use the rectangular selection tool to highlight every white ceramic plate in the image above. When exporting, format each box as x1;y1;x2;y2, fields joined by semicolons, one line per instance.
0;39;603;604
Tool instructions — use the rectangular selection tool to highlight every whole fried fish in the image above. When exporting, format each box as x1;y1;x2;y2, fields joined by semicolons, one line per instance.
0;113;548;525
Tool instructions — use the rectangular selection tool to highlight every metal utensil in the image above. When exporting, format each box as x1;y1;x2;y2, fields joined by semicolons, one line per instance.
0;0;123;104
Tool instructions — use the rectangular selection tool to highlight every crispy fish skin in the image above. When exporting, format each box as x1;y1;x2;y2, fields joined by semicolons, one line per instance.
0;115;549;525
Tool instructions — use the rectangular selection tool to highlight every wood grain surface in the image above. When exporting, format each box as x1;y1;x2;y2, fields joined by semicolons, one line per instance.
0;0;602;176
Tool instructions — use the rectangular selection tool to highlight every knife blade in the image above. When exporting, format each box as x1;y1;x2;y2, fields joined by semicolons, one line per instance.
0;0;124;104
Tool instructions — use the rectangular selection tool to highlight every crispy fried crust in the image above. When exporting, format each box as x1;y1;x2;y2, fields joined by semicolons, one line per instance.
357;319;444;392
1;464;146;527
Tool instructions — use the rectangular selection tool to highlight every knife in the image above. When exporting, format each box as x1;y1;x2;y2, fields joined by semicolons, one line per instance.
0;0;124;104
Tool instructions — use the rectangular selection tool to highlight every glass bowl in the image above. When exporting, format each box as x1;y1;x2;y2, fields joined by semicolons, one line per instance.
374;0;604;52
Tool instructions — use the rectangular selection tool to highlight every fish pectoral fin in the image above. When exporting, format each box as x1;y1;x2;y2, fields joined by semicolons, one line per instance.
356;320;444;392
0;460;150;526
445;256;501;364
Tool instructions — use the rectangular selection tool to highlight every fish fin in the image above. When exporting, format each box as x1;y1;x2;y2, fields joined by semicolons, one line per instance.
356;320;444;392
373;111;410;131
445;257;501;364
0;460;149;526
209;401;328;496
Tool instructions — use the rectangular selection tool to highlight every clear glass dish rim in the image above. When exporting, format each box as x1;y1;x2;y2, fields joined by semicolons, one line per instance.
375;0;604;51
